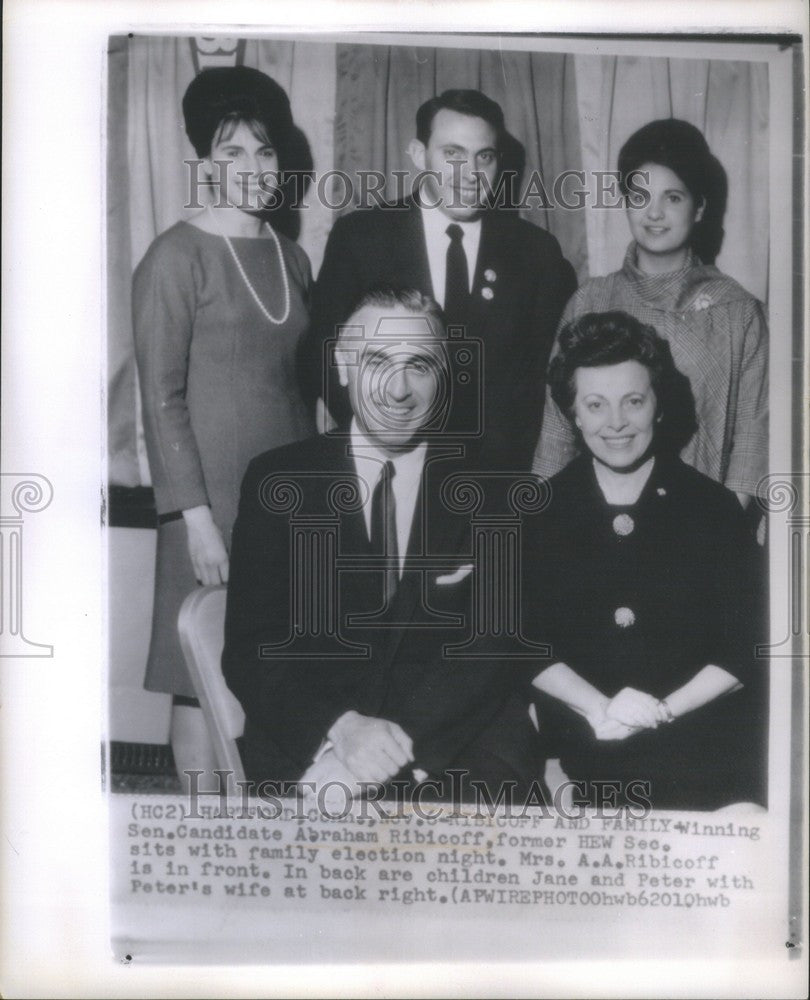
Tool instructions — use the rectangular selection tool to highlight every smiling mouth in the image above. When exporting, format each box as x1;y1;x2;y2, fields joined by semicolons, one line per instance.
601;436;635;448
644;226;669;235
377;402;416;419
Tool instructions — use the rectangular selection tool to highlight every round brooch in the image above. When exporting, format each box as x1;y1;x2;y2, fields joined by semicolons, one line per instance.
481;287;494;300
614;607;636;628
484;268;497;283
612;513;634;536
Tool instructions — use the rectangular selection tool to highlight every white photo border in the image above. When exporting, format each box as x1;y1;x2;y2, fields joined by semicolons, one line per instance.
1;2;807;997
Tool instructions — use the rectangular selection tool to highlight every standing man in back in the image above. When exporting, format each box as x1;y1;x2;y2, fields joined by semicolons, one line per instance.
306;89;577;471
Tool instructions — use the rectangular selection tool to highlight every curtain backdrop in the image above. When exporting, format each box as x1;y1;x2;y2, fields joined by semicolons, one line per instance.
108;37;770;488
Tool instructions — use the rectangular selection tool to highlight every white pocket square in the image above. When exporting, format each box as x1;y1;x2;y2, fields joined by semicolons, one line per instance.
435;564;474;585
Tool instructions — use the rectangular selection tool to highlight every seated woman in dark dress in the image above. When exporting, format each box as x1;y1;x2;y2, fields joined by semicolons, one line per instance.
525;311;766;811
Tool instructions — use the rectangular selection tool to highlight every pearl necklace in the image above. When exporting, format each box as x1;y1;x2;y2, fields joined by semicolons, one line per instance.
206;205;290;325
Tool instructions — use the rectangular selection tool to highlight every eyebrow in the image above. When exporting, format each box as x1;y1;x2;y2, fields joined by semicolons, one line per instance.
582;390;648;399
441;143;497;155
362;346;436;364
215;140;275;151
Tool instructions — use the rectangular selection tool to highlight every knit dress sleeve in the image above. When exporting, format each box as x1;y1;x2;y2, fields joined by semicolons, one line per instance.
132;230;209;516
724;298;769;498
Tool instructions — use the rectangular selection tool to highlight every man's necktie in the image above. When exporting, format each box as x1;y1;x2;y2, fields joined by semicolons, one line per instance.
444;223;470;324
370;460;398;603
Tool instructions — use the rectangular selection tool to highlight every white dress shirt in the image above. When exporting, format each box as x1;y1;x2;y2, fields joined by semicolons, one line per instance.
419;204;481;307
350;419;427;576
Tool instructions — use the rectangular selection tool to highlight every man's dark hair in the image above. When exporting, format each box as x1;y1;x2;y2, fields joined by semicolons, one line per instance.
415;89;505;147
548;310;697;455
343;288;446;335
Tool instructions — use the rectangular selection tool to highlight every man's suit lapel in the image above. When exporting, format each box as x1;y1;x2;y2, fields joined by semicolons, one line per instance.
323;438;368;554
399;196;435;300
321;439;382;644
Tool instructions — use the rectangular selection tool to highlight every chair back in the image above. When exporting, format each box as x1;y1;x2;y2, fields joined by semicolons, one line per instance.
177;585;246;782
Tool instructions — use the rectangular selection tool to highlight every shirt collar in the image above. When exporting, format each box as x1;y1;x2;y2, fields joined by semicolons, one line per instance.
349;419;427;487
419;201;482;242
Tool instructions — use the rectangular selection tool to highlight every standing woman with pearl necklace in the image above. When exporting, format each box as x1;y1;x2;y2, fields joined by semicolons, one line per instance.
132;67;316;787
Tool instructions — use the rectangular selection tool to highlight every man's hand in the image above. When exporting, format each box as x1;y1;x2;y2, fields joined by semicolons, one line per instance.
299;750;366;806
328;711;414;784
604;687;661;729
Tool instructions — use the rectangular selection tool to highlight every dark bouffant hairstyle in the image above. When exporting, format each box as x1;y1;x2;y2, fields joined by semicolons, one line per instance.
182;66;294;162
182;66;314;239
416;89;505;146
618;118;728;264
548;311;697;455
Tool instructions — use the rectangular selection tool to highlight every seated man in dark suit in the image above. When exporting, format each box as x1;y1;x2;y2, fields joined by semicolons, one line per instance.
305;89;577;471
223;289;541;803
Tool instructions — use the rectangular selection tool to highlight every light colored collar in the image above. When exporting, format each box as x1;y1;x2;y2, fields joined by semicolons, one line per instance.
419;201;482;240
348;419;428;483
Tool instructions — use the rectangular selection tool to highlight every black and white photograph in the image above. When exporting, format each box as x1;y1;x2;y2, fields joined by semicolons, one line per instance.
1;2;807;996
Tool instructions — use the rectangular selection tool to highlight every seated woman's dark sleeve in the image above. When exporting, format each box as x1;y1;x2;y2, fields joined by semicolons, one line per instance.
703;485;766;690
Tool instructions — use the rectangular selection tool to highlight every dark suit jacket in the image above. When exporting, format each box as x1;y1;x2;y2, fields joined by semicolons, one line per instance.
222;432;537;792
304;199;577;471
